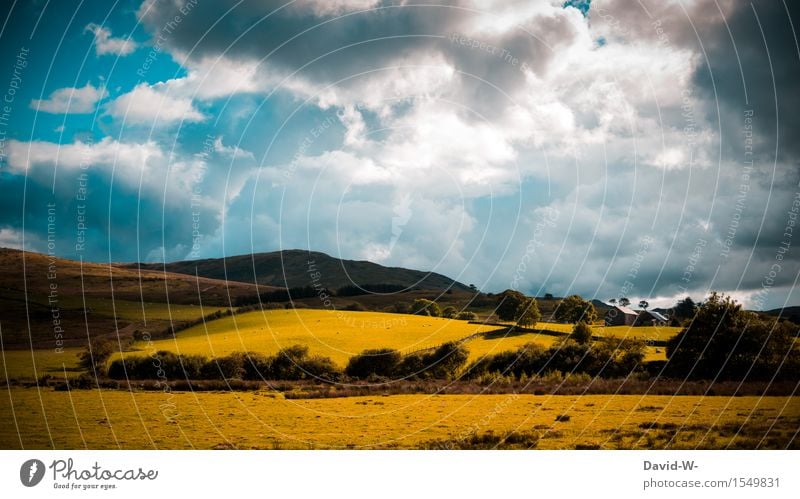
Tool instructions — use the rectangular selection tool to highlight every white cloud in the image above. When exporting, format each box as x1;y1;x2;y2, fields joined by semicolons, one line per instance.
85;23;138;56
30;83;108;114
104;82;205;125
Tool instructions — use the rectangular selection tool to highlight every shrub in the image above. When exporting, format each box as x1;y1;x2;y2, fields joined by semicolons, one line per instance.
442;306;457;319
570;321;593;344
422;341;470;379
77;338;117;376
200;353;248;380
343;302;367;312
456;311;478;321
345;348;402;378
411;299;441;317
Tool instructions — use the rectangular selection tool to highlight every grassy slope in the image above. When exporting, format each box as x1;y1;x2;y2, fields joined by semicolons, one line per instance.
0;248;268;348
123;309;499;365
3;389;797;449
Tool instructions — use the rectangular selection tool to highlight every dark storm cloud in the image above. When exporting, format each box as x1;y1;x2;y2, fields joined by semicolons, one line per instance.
693;0;799;161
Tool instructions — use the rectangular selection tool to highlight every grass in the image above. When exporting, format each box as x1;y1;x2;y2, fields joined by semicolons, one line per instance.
0;348;84;379
592;325;682;342
464;330;559;361
2;388;797;449
122;309;500;366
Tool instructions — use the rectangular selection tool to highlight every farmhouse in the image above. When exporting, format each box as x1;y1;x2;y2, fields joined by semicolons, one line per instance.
604;305;639;326
634;310;669;327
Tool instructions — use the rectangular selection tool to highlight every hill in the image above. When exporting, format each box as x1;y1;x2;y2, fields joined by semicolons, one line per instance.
129;249;471;292
0;248;270;348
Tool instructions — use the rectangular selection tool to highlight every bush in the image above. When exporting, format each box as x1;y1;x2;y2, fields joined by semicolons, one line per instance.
442;306;457;319
108;351;207;380
411;299;441;317
464;337;645;380
456;311;478;321
107;346;343;382
343;302;367;311
571;321;593;344
345;348;402;378
422;342;470;379
78;338;117;376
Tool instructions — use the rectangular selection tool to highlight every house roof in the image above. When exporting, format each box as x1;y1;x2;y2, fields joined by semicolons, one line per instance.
610;305;639;316
643;310;668;321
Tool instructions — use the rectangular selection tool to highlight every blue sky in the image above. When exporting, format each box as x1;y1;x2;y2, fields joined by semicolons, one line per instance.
0;0;798;310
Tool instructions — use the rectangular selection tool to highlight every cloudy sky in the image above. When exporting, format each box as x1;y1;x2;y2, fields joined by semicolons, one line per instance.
0;0;798;310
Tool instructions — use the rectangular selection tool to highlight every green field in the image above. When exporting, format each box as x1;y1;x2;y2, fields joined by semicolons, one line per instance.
0;348;84;380
50;295;228;323
1;387;796;449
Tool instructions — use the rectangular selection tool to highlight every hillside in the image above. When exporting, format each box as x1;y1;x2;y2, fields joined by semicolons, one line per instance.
129;249;471;292
0;248;271;348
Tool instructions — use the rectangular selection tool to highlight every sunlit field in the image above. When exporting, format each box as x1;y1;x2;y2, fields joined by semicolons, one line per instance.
121;309;499;365
2;388;796;449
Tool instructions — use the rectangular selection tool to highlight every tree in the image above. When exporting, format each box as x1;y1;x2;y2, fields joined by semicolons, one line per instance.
639;300;649;310
619;297;631;307
77;337;116;376
665;292;800;380
456;311;477;321
496;289;526;321
672;296;698;320
441;306;457;319
554;295;597;324
411;298;441;317
608;298;617;306
570;321;593;344
515;298;541;327
544;293;554;300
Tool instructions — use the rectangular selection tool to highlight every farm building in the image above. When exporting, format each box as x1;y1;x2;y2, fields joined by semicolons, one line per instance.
634;310;669;327
604;305;639;326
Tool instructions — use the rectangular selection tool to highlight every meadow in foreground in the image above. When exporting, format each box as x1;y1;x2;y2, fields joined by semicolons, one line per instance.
1;387;796;449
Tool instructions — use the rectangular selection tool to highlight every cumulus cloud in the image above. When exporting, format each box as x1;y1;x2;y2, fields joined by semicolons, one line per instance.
104;82;205;125
5;0;798;308
85;23;138;56
30;83;108;114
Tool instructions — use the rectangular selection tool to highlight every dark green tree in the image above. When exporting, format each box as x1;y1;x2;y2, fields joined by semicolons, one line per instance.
515;298;541;327
496;289;527;321
554;295;597;324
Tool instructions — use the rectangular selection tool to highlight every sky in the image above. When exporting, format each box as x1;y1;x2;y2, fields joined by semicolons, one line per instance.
0;0;798;310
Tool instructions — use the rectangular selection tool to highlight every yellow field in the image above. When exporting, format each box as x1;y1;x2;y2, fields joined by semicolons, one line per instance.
1;387;796;449
122;309;499;365
464;331;559;360
0;315;674;380
593;325;682;342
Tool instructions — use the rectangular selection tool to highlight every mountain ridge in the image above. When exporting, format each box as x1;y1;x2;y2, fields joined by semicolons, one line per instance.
126;249;472;292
